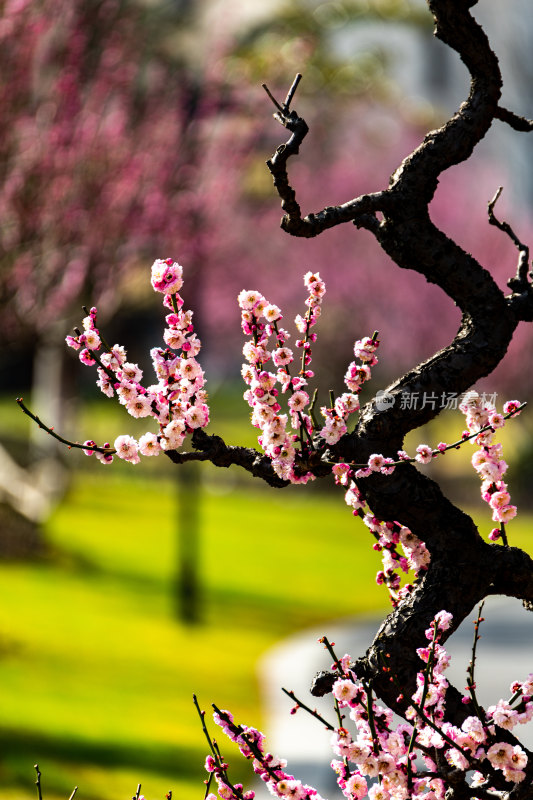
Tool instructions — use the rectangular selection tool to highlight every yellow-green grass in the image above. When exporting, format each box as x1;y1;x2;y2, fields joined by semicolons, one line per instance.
0;468;392;800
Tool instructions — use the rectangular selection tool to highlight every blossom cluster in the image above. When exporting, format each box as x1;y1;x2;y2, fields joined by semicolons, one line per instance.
239;273;373;483
337;390;523;488
204;707;325;800
65;258;209;463
333;464;429;605
331;391;523;598
459;391;520;538
203;611;531;800
328;611;530;797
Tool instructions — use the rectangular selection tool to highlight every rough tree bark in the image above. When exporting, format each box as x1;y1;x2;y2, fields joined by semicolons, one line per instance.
167;2;533;796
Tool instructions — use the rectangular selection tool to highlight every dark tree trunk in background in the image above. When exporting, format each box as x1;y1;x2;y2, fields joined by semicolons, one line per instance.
176;461;201;624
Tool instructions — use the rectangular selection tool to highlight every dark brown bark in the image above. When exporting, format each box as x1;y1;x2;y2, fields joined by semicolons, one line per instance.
260;1;533;795
165;3;533;792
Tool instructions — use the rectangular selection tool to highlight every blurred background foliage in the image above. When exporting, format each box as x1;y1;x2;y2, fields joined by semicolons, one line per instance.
0;0;532;797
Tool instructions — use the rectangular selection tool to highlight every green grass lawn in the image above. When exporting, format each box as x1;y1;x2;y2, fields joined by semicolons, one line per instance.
0;465;392;800
0;393;531;799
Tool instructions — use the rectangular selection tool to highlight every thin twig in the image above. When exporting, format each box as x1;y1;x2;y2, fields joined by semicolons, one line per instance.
319;635;342;674
283;73;302;110
281;687;335;731
16;398;114;455
194;697;247;799
308;387;320;430
465;601;485;717
193;695;218;759
488;187;531;289
494;105;533;132
262;73;303;116
68;788;78;800
407;623;438;788
34;765;43;800
323;401;527;471
364;681;380;756
261;83;284;114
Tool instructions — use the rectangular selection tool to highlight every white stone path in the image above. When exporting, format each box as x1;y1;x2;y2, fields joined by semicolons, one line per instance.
258;596;533;797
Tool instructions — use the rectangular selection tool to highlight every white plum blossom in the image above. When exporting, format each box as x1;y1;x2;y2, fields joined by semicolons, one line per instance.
138;432;161;456
114;434;140;464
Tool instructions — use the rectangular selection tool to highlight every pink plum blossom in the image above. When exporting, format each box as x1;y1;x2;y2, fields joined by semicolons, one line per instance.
138;432;161;456
238;289;264;310
415;444;433;464
503;400;522;415
65;335;81;350
345;773;368;799
151;258;183;295
114;434;140;464
126;395;153;418
82;440;96;456
333;679;359;705
79;348;96;366
368;454;385;472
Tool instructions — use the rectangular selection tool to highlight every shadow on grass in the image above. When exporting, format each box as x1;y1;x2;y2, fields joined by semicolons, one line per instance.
203;584;352;637
0;725;203;781
44;542;355;636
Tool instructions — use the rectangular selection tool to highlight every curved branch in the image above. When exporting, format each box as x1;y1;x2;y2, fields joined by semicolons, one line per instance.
264;96;388;238
265;1;528;445
260;0;533;788
488;187;532;292
267;2;502;233
265;108;309;231
351;219;517;444
486;187;533;321
165;428;293;488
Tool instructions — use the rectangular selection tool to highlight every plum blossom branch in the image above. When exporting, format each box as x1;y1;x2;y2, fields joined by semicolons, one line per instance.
200;612;533;800
281;688;335;732
328;400;526;476
16;398;115;457
166;429;293;489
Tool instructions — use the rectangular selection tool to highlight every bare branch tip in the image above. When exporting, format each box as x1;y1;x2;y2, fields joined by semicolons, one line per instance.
488;186;503;214
262;82;284;114
284;73;303;110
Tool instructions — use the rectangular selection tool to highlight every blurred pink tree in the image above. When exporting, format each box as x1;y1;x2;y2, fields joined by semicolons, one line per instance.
1;0;528;399
0;0;247;342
